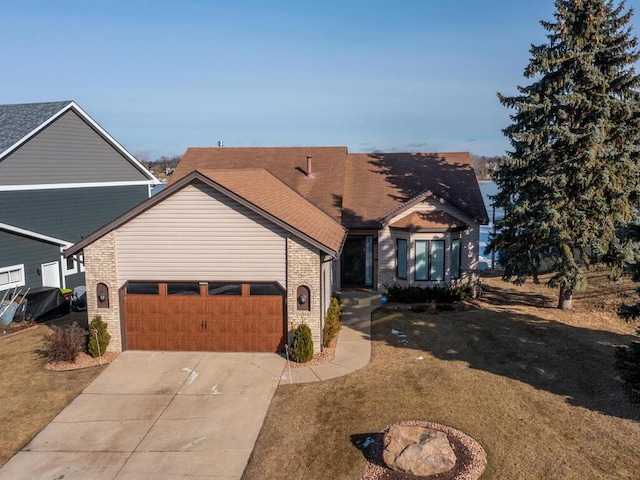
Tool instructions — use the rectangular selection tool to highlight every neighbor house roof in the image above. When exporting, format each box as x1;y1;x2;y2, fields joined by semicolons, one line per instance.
0;100;158;183
0;101;72;155
389;211;467;231
66;169;347;258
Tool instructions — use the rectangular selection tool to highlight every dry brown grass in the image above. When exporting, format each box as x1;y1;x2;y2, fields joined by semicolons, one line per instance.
0;315;107;467
244;274;640;480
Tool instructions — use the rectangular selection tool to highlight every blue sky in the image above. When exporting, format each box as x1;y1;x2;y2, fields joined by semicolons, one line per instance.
2;0;639;159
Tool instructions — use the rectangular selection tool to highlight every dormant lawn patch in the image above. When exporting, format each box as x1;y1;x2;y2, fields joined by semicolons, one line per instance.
0;322;107;467
244;275;640;479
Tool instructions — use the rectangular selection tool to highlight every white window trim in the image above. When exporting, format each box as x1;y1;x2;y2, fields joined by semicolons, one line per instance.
62;252;85;276
62;256;77;276
0;264;26;291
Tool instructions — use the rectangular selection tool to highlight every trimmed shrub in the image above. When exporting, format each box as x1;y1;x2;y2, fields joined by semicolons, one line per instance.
386;283;473;304
322;296;342;347
88;315;111;358
42;322;87;363
290;324;314;363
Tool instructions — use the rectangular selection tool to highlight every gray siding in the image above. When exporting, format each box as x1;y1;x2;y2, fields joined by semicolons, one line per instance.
0;185;149;242
0;110;150;185
116;182;287;287
0;230;62;289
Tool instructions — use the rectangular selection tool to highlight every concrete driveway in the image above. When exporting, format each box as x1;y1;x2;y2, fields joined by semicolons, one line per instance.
0;351;286;480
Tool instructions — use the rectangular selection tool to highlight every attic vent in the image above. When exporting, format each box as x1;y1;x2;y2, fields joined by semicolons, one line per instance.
306;155;312;175
217;140;224;148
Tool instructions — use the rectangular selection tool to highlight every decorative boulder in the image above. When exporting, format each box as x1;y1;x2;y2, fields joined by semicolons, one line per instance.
383;425;456;476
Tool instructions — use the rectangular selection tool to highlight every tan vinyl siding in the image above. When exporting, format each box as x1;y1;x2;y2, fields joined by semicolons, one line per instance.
116;182;287;287
0;110;148;185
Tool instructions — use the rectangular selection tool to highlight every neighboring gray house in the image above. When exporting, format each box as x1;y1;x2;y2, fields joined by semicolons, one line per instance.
0;101;158;292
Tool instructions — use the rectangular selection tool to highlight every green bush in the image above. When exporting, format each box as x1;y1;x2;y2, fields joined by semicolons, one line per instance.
386;283;473;304
290;324;314;363
88;315;111;358
42;322;87;363
322;296;342;347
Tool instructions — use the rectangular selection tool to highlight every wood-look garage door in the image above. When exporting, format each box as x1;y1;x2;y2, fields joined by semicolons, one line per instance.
123;282;286;352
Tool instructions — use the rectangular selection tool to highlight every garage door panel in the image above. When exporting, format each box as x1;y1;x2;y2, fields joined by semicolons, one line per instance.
124;282;285;352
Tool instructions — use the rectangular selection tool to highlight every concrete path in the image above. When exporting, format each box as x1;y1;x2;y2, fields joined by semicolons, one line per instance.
0;292;378;480
281;291;379;384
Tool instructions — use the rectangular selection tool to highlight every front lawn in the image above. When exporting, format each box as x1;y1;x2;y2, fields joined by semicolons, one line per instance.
244;275;640;479
0;315;107;467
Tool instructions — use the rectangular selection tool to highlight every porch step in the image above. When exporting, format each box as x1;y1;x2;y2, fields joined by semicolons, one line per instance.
339;292;381;307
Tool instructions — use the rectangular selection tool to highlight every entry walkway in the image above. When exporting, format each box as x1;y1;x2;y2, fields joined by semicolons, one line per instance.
281;291;379;384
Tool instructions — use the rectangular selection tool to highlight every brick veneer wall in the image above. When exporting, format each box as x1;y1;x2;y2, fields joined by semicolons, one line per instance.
83;231;122;352
377;268;395;292
286;236;322;353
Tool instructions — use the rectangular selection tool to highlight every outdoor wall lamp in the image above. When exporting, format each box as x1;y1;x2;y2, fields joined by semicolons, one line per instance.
296;285;310;311
97;283;109;308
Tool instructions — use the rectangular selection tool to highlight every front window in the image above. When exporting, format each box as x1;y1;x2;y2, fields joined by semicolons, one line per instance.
0;264;25;291
451;238;461;279
396;238;408;280
415;240;445;281
430;240;445;281
63;256;77;276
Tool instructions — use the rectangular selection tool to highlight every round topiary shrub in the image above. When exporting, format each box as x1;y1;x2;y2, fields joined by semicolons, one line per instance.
290;323;314;363
88;315;111;358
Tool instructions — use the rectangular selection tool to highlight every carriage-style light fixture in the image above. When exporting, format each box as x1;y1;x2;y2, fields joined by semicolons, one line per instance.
298;293;308;304
98;293;106;303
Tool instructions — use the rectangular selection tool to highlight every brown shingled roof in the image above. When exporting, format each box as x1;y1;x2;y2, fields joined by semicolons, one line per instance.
199;168;346;255
343;152;489;228
390;211;468;231
170;147;489;231
170;147;348;223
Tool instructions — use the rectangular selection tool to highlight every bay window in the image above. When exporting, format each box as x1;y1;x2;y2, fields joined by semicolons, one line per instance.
396;238;408;279
415;240;445;281
451;238;461;279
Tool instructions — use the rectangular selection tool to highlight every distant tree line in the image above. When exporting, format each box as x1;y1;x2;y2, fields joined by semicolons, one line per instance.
141;155;182;177
470;154;504;180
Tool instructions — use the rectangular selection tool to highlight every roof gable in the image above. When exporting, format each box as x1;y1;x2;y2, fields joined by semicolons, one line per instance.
0;101;72;154
66;170;347;258
389;211;468;231
343;152;489;227
0;100;158;184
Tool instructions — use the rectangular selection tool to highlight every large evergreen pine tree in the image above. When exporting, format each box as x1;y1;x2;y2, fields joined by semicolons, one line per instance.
489;0;640;309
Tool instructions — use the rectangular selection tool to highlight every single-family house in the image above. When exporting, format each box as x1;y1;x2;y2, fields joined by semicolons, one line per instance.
0;101;158;292
65;147;488;353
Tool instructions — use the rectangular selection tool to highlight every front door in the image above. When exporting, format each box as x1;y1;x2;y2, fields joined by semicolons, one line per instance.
341;236;374;287
41;262;61;288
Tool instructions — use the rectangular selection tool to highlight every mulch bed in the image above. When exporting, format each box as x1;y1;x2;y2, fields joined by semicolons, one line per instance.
45;351;119;371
